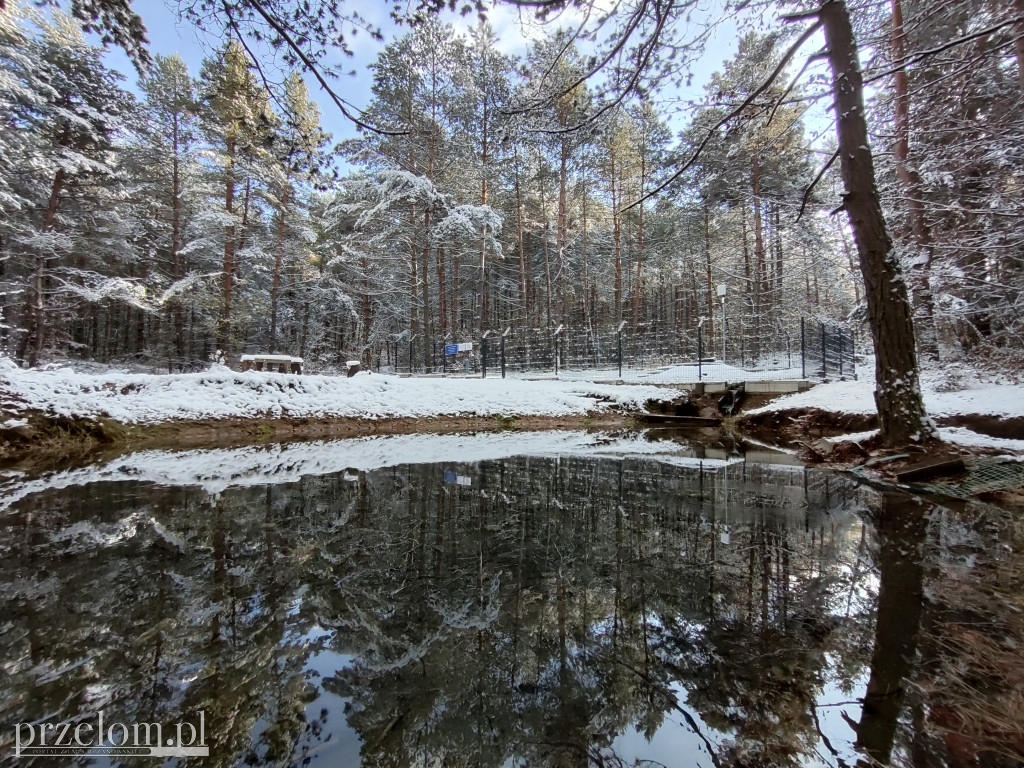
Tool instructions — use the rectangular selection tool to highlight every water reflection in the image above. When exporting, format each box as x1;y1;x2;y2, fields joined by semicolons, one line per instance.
0;432;1021;767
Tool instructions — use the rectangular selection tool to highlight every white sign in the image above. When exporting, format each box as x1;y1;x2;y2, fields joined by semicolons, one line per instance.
457;342;473;352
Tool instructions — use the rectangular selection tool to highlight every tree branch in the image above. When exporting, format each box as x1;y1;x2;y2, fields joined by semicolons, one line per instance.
863;14;1024;85
797;147;839;221
244;0;407;136
621;16;823;212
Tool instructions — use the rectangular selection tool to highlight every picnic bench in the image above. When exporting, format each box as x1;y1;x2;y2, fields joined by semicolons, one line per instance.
240;354;303;374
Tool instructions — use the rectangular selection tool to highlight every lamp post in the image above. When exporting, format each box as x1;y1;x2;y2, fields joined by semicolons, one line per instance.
717;284;727;363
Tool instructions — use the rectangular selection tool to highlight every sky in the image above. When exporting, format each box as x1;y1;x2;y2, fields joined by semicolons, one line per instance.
95;0;833;173
98;0;753;140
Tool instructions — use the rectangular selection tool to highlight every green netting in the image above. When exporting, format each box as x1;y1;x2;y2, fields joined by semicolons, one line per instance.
913;457;1024;499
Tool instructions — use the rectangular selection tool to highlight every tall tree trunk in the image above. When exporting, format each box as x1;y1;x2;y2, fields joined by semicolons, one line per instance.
270;182;288;353
218;138;236;352
28;169;65;367
542;219;553;328
171;112;185;360
361;256;371;356
836;219;861;305
752;155;765;357
422;211;432;368
891;0;939;362
556;137;568;324
741;203;752;346
480;117;490;335
704;204;714;349
452;249;460;335
436;246;447;341
514;146;527;324
1015;0;1024;101
633;156;646;330
581;179;591;331
820;0;932;446
611;156;622;324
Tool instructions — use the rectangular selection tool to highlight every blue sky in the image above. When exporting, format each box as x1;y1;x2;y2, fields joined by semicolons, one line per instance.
98;0;759;145
95;0;834;184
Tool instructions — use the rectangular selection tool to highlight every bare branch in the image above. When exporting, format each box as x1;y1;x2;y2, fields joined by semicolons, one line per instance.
863;14;1024;85
621;16;824;212
797;147;839;221
244;0;407;136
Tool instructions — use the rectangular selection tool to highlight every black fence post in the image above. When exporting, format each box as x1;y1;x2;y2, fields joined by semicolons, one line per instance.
852;330;857;380
617;331;623;378
501;333;506;379
697;326;703;381
819;322;827;380
838;330;844;379
800;318;806;379
409;339;414;375
481;337;488;379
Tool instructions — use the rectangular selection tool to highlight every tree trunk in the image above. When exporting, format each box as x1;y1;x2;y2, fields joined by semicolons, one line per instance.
581;179;591;331
218;138;236;353
436;246;447;341
480;123;490;335
171;112;185;360
1015;0;1024;101
361;256;371;355
514;146;527;324
28;169;65;367
556;137;568;325
633;187;644;331
270;182;288;353
820;0;933;446
890;0;939;363
611;156;622;324
752;155;765;357
704;204;714;349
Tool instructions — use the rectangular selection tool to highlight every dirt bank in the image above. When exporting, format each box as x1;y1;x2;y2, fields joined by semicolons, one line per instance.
0;410;636;470
734;408;1024;449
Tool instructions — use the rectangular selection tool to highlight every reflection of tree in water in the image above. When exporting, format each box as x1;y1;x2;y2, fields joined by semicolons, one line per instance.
1;449;1020;767
306;457;875;768
858;493;1024;768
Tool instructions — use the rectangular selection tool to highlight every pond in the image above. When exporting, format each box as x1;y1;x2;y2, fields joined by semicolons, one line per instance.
1;430;1022;767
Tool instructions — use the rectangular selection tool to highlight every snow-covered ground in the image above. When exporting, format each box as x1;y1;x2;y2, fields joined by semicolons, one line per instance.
0;358;674;425
823;427;1024;454
745;365;1024;420
744;363;1024;453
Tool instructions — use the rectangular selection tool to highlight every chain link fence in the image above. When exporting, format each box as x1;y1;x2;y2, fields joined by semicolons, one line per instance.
376;318;857;384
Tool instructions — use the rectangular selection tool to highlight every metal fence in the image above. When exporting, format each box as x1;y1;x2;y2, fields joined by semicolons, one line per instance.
376;318;856;384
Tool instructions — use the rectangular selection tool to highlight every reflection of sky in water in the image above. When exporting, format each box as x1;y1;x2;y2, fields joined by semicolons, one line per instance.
294;634;362;767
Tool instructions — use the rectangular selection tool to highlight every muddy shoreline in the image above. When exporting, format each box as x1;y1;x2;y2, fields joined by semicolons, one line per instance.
4;399;1021;476
0;410;637;470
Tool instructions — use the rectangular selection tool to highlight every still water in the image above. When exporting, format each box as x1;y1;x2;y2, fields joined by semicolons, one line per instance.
0;431;1022;767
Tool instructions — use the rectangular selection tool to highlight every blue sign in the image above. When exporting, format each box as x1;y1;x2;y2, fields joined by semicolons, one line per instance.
444;344;459;355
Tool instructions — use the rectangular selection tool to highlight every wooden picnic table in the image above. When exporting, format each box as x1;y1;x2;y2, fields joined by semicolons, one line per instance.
240;354;303;374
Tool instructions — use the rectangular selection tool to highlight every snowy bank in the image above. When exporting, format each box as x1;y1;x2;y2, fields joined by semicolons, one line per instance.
744;372;1024;420
0;361;673;426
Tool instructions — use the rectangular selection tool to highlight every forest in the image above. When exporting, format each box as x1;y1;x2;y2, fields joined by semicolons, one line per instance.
0;0;1021;379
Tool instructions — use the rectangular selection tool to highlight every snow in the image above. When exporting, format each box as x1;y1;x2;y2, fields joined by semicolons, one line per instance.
828;427;1024;453
0;431;755;512
0;363;675;425
745;366;1024;420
